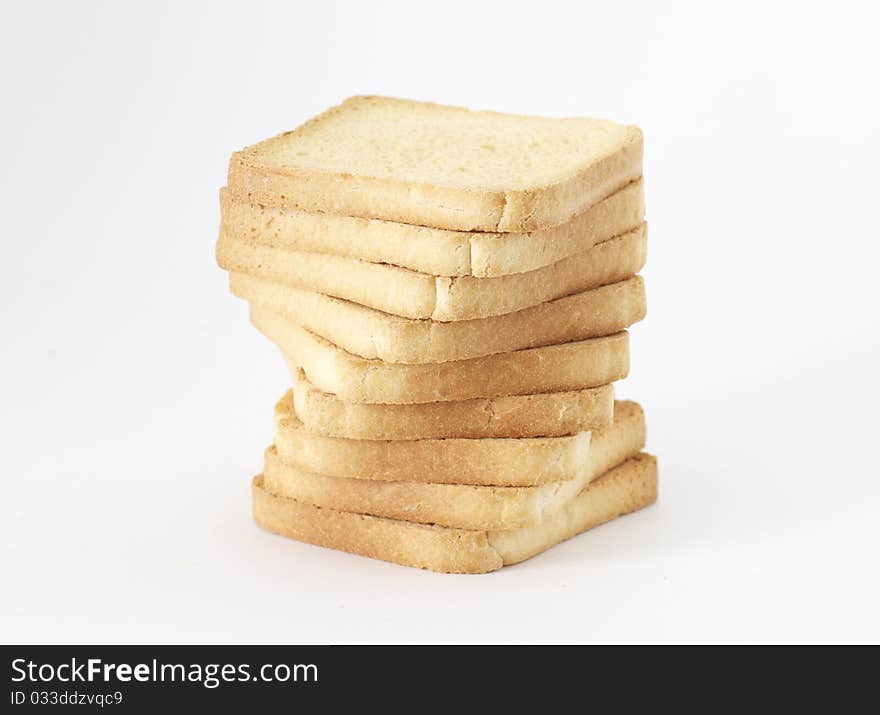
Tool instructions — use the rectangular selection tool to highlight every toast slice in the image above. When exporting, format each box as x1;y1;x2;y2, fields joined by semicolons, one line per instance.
218;223;647;321
219;179;644;278
227;96;643;233
264;401;645;528
288;369;614;440
251;306;629;404
272;390;609;486
252;453;658;573
231;273;646;364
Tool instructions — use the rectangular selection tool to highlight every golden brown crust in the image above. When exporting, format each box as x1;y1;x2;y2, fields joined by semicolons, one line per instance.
251;453;657;573
231;273;646;364
252;309;629;404
289;369;615;440
216;231;436;319
264;401;646;528
434;225;646;320
252;475;503;573
218;179;644;278
470;179;645;277
273;391;596;486
217;223;647;321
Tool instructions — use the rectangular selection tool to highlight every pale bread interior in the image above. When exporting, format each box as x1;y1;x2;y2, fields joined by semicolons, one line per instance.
244;96;636;191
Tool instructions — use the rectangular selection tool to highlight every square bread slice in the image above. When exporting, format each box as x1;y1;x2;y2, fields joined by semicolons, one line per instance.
252;453;658;573
288;369;615;440
217;223;647;321
230;273;646;364
264;401;646;529
227;96;643;233
250;305;629;404
219;178;644;278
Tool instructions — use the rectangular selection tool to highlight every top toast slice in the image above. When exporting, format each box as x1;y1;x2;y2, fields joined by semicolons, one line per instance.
227;96;643;232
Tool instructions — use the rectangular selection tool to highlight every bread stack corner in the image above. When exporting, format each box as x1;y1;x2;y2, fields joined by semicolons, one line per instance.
217;96;657;573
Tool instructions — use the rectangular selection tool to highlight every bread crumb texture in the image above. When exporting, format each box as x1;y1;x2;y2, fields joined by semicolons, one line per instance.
248;96;633;190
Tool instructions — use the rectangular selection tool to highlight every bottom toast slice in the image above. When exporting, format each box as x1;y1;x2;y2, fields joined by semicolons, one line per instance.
252;453;657;573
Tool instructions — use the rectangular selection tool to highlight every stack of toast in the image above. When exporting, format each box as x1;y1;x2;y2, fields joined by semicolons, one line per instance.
217;96;657;573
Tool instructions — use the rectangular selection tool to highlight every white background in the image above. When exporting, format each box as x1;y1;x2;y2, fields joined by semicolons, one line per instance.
2;0;878;644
